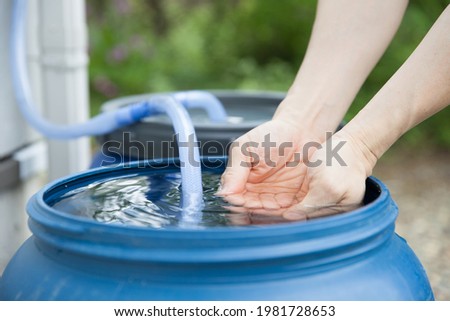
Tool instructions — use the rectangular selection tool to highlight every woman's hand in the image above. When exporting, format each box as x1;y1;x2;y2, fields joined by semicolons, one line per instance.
219;127;377;221
217;118;313;211
283;130;376;220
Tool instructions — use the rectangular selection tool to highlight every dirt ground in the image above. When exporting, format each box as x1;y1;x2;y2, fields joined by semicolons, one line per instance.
373;148;450;300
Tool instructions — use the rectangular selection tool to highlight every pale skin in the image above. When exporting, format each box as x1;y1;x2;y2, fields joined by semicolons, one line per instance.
218;1;450;220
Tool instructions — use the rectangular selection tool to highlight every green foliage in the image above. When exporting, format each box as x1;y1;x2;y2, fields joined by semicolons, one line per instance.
87;0;449;149
345;0;450;149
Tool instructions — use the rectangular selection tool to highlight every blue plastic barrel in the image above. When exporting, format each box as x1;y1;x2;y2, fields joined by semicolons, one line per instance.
0;157;433;300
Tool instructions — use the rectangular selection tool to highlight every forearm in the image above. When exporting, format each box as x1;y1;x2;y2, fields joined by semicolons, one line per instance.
274;0;408;140
343;5;450;172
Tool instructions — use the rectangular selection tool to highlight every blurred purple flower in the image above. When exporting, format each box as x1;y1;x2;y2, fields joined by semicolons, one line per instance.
128;35;154;56
108;44;129;63
93;76;119;98
114;0;130;15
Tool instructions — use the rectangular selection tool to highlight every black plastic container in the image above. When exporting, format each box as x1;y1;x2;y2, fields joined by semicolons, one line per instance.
93;91;285;164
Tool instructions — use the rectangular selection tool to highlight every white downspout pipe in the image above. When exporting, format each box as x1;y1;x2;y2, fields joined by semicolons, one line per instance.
40;0;90;179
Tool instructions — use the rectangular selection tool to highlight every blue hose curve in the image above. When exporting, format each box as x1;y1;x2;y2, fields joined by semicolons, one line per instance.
10;0;227;139
172;91;227;123
10;0;214;216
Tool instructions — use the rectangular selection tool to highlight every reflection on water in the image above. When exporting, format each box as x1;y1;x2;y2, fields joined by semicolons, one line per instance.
50;172;291;228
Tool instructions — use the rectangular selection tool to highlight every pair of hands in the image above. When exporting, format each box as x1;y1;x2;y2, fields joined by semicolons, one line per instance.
217;118;375;221
215;0;450;223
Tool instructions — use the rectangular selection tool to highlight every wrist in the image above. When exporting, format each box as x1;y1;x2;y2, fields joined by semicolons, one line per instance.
334;127;378;177
273;92;346;142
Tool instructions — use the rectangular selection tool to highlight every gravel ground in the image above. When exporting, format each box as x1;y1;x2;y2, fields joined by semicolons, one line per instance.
373;149;450;300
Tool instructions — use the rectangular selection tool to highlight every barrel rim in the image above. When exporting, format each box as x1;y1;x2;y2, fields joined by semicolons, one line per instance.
26;156;397;263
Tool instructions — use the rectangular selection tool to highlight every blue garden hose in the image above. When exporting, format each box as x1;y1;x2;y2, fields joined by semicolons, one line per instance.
10;0;227;138
10;0;225;214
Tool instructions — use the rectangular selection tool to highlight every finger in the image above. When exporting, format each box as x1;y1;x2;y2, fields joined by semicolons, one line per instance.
222;205;248;214
223;205;284;217
305;203;361;219
284;172;366;220
244;207;284;217
274;192;297;208
282;178;327;220
248;213;292;225
216;141;251;195
283;187;362;220
283;204;332;220
223;206;290;226
221;193;246;206
282;204;310;221
243;192;263;209
259;193;280;210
